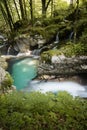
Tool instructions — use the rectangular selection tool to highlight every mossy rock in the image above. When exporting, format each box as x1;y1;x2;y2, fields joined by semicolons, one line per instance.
44;24;59;41
29;27;45;37
0;72;13;94
41;41;87;62
41;49;62;63
41;16;63;26
0;57;8;69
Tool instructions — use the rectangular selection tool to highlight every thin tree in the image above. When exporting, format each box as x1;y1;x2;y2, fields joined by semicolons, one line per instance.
41;0;52;18
51;0;53;17
7;0;14;22
74;0;79;43
28;0;34;26
23;0;27;19
2;0;14;31
0;3;8;27
19;0;25;20
13;0;21;20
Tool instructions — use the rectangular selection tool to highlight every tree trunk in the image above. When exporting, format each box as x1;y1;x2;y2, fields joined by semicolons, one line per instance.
74;0;79;43
51;0;53;17
13;0;20;20
3;0;13;31
41;0;51;18
29;0;34;26
0;3;8;26
41;0;46;18
19;0;25;20
7;0;14;22
23;0;27;19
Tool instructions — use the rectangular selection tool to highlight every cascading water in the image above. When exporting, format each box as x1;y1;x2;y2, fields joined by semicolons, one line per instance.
53;32;59;49
7;45;11;55
54;32;59;44
31;46;49;56
31;49;40;55
7;56;87;98
69;31;74;41
23;80;87;98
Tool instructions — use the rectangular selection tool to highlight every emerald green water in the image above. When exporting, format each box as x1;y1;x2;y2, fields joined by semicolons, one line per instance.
8;57;37;90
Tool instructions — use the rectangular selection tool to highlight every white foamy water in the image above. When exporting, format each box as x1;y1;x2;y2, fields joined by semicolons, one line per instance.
23;80;87;98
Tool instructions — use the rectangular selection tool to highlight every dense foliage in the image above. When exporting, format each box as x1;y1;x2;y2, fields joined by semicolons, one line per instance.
0;91;87;130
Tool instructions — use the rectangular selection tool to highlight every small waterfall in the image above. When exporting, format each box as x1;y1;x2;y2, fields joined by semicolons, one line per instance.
31;49;40;55
7;45;11;55
53;32;59;49
54;32;59;44
31;46;48;56
69;31;74;41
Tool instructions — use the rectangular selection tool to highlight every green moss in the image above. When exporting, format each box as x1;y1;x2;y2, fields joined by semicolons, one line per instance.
44;24;59;40
41;42;87;62
62;42;87;57
41;16;63;26
29;27;45;37
41;49;62;63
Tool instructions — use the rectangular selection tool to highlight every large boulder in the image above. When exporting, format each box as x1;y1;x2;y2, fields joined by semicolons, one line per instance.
0;66;14;94
6;34;46;55
0;57;14;94
38;56;87;76
0;56;8;69
0;67;6;83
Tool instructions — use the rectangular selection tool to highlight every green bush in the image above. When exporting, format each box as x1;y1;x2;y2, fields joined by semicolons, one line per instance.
0;91;87;130
63;42;87;56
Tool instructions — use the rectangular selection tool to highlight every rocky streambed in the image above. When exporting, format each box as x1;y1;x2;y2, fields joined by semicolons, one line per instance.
0;57;15;94
38;55;87;85
38;55;87;75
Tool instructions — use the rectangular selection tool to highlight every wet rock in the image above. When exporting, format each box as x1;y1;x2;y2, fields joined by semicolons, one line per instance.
51;55;66;63
0;56;8;69
0;67;14;94
38;56;87;76
0;67;6;83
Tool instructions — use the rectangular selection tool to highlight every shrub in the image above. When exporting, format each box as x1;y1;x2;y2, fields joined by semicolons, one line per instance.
0;91;87;130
